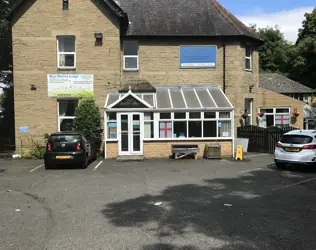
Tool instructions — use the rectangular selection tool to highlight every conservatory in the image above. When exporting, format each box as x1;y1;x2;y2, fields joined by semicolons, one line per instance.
104;85;234;159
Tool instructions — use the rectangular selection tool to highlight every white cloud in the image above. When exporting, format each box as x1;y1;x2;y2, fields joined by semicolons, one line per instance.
238;7;314;42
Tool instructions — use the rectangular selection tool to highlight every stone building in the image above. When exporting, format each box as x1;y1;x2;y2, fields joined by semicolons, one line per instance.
3;0;305;158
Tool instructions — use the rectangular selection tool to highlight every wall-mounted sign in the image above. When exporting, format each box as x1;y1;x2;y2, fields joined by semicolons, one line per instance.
180;46;217;68
20;126;28;133
47;74;94;97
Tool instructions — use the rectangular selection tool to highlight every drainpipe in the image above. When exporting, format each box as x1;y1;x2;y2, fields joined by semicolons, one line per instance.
223;44;226;93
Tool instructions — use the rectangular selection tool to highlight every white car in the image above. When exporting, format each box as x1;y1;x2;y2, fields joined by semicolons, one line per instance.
274;130;316;168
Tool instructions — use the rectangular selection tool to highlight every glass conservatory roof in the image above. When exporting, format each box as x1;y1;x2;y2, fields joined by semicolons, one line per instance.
105;86;233;110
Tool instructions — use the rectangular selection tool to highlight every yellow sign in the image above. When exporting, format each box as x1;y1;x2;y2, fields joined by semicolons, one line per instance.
235;144;244;160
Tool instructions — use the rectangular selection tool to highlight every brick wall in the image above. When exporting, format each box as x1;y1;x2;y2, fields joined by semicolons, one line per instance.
257;88;305;128
12;0;121;151
106;142;118;159
106;141;232;159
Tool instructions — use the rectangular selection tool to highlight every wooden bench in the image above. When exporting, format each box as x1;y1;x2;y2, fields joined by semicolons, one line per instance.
171;144;199;160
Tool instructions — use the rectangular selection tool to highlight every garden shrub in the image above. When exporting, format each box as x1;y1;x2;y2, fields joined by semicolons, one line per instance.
73;99;102;152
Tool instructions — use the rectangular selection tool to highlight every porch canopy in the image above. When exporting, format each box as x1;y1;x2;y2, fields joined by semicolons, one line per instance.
104;86;233;111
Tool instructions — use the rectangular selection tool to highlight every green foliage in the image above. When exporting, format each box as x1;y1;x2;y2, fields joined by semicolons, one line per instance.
252;8;316;89
73;99;101;150
254;25;294;73
290;8;316;88
20;135;47;159
0;84;14;146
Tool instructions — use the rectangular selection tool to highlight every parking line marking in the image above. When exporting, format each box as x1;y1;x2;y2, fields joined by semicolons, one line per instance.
271;177;316;191
244;154;269;158
30;164;44;172
237;167;263;174
93;160;103;171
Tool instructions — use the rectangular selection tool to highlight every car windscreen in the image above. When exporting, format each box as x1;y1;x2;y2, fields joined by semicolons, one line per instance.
280;135;313;144
49;134;81;143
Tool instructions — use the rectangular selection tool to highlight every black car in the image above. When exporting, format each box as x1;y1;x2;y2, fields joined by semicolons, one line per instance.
44;132;97;169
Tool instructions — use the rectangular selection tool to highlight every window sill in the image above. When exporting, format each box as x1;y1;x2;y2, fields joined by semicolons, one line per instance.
245;69;252;72
58;67;76;71
123;69;139;72
179;66;217;69
143;137;233;141
105;138;233;142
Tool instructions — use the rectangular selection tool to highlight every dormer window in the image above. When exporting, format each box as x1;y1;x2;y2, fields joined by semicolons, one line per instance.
63;0;69;10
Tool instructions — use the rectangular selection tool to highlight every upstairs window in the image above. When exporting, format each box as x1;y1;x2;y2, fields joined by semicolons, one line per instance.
245;46;252;71
123;41;139;71
57;36;76;69
63;0;69;10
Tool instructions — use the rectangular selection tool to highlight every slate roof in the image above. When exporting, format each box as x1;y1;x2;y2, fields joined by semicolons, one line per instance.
260;73;315;94
117;0;259;39
3;0;259;41
119;79;156;93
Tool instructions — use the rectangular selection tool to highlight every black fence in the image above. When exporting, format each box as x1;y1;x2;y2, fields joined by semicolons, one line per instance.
237;125;298;154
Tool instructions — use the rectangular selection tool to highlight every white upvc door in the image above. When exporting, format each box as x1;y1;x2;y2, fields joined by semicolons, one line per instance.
117;113;144;155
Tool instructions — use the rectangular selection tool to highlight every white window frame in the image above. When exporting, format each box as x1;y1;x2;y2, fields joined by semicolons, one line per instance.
258;107;291;127
104;110;233;142
57;35;76;69
245;46;252;71
57;99;78;132
123;41;139;71
144;112;154;139
153;111;233;141
106;112;118;141
244;98;253;125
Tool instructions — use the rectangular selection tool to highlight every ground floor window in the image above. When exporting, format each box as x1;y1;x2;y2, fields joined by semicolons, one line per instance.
105;111;233;141
144;112;154;138
58;99;78;131
244;98;253;125
107;112;117;139
259;107;290;128
158;111;232;139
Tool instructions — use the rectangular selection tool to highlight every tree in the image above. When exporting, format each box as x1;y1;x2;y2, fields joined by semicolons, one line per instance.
0;1;14;150
290;8;316;88
251;25;294;73
73;99;102;151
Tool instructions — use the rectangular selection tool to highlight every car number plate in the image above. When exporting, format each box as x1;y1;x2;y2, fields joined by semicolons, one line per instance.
284;147;299;152
56;156;71;159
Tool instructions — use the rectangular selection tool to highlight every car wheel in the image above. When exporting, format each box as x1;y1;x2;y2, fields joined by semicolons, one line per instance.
44;164;52;169
81;156;88;169
275;162;284;169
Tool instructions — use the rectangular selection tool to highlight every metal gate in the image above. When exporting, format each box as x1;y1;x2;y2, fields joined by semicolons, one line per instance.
237;125;298;153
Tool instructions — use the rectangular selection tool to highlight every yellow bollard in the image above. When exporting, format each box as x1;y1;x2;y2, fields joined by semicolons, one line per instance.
235;144;244;161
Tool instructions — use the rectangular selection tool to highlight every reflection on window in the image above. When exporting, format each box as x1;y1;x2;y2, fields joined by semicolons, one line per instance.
218;121;231;137
157;111;233;139
123;41;139;71
57;36;75;68
144;112;154;138
259;108;291;128
58;100;78;131
107;112;117;139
